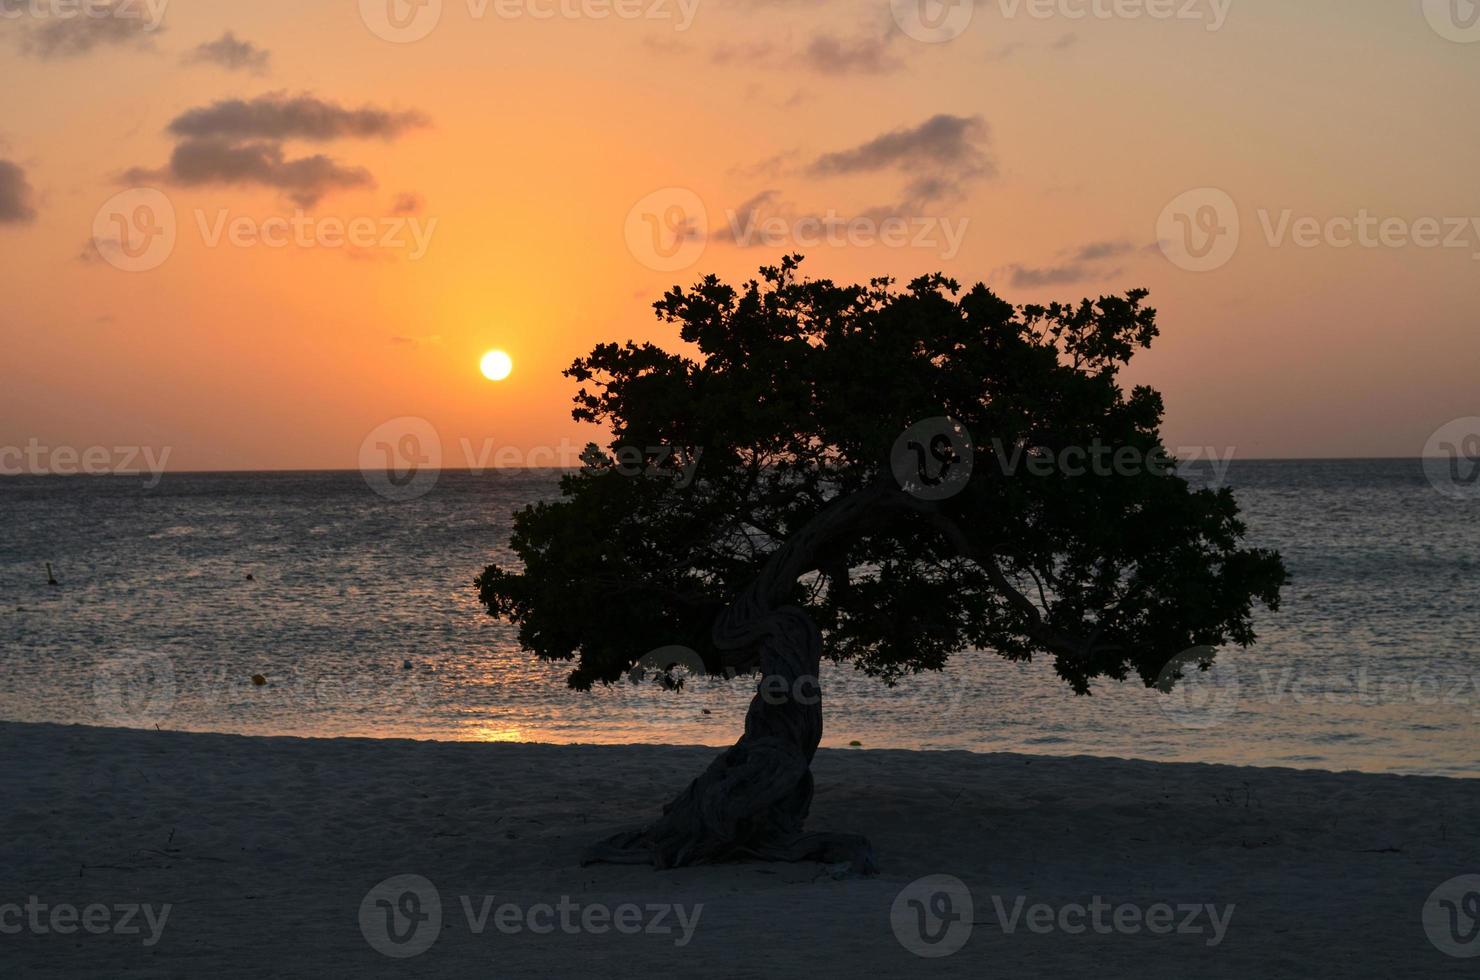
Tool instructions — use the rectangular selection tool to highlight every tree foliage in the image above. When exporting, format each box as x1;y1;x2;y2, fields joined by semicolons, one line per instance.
477;256;1286;697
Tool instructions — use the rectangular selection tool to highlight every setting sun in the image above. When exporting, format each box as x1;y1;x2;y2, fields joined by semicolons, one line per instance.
480;350;514;382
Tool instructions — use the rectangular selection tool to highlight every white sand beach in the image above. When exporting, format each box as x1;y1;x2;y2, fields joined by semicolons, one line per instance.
2;721;1478;978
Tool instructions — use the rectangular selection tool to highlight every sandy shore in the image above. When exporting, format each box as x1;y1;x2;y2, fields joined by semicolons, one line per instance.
2;721;1478;978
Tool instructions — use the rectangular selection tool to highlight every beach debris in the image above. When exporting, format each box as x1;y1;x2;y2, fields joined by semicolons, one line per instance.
245;573;255;581
849;740;862;747
46;563;59;587
251;674;267;686
403;660;413;670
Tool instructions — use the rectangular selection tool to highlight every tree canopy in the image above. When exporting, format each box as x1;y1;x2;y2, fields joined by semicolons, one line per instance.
477;256;1286;699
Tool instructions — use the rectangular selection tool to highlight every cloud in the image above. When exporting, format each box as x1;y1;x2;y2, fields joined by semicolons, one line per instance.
1007;263;1102;288
122;93;428;206
1071;240;1136;262
13;2;164;59
125;140;374;207
167;93;428;142
389;335;443;348
389;192;423;215
988;31;1078;62
806;114;995;211
706;26;903;76
809;114;994;181
803;32;901;74
1005;240;1144;288
183;31;270;75
0;159;37;223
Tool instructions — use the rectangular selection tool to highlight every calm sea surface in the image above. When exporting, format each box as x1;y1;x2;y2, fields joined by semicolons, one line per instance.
2;461;1476;776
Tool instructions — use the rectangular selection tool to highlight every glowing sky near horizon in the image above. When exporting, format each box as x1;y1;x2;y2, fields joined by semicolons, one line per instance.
1;0;1477;470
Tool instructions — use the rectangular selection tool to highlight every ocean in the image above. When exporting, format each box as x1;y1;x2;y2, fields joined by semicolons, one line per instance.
1;460;1476;776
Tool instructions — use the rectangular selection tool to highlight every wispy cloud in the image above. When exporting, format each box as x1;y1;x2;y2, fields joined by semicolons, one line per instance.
183;31;270;75
1004;239;1148;288
121;93;429;207
0;159;37;224
10;1;164;59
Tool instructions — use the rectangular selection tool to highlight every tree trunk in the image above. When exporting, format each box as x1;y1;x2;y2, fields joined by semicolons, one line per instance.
582;486;893;873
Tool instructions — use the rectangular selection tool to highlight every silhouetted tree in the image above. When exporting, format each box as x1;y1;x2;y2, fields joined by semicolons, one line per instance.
476;256;1286;871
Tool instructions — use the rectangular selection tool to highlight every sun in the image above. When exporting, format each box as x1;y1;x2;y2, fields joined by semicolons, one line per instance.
480;349;514;382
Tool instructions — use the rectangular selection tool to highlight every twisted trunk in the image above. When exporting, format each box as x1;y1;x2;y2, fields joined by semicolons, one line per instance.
582;485;895;873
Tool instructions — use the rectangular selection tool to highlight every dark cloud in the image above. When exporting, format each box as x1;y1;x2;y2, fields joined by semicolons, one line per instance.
1007;240;1143;288
0;159;37;223
167;93;428;142
125;139;374;207
806;114;994;211
1071;240;1136;262
13;2;163;59
122;93;428;206
809;114;994;181
389;192;423;215
803;33;900;74
183;31;270;74
1008;263;1099;288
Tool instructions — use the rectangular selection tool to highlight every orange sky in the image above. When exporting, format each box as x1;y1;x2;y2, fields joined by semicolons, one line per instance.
1;0;1478;471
